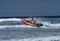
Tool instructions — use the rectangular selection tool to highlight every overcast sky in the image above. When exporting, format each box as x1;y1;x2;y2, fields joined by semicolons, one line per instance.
0;0;60;16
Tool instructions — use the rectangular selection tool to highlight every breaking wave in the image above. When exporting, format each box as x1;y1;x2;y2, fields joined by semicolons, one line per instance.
0;18;60;29
0;18;21;22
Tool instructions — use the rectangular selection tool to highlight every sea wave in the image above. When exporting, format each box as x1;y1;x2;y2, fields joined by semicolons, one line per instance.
0;18;31;22
0;18;21;22
0;18;60;29
0;24;60;29
0;36;60;41
0;25;36;29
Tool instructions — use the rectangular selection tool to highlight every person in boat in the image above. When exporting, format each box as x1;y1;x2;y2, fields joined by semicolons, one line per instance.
21;17;43;27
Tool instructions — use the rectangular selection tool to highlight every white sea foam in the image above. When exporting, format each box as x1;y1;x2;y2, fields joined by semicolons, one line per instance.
0;24;60;29
44;23;60;28
0;18;60;29
0;18;21;22
0;25;38;29
49;24;60;26
0;18;31;22
20;36;60;41
0;36;60;41
41;21;60;28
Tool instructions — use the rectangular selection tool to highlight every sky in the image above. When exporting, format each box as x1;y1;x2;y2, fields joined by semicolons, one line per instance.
0;0;60;16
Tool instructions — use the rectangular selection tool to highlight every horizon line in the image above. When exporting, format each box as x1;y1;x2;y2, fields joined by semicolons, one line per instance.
0;16;60;18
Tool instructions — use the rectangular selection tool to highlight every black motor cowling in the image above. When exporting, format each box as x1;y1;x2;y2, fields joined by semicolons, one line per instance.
36;23;43;27
39;23;43;26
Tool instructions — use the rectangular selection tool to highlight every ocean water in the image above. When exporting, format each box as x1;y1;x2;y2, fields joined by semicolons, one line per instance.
0;18;60;41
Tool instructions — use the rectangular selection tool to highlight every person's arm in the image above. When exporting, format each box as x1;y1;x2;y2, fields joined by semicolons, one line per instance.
30;16;34;20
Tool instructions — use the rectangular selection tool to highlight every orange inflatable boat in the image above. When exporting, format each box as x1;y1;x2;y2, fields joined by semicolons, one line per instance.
21;18;37;26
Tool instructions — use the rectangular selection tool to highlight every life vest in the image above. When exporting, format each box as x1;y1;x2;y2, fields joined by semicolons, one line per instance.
21;18;37;26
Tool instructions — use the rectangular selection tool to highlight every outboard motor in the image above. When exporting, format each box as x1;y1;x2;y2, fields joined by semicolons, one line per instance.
36;23;43;27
